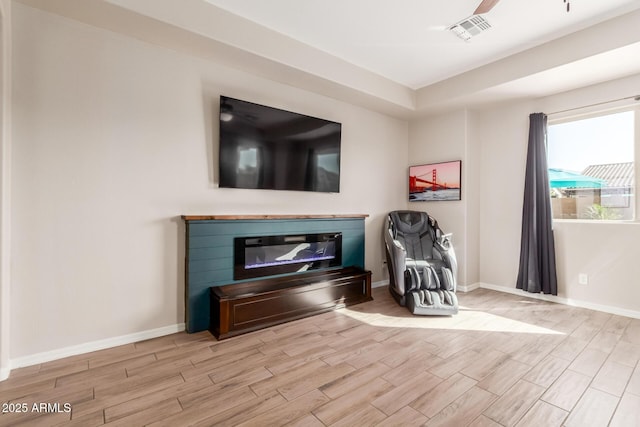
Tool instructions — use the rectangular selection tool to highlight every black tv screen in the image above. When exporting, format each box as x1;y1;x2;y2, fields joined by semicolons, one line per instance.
218;96;341;193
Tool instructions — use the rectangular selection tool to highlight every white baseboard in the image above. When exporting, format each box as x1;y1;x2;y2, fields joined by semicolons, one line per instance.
0;366;10;381
372;279;389;289
457;282;481;292
10;323;186;371
477;282;640;320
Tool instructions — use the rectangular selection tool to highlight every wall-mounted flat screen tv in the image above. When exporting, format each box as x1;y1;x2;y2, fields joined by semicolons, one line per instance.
409;160;462;202
218;96;342;193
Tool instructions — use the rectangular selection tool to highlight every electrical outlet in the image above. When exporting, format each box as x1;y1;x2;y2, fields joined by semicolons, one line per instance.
578;273;589;285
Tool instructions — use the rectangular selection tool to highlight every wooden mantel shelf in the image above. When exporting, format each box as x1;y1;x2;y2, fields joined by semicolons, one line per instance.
181;214;369;221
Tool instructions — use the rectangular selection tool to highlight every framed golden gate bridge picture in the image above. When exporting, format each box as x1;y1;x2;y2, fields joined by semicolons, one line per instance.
409;160;461;202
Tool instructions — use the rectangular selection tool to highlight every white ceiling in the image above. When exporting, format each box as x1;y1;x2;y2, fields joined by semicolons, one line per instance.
204;0;640;89
17;0;640;117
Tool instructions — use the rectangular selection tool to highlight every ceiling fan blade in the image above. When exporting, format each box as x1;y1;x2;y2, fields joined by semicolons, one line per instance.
474;0;501;15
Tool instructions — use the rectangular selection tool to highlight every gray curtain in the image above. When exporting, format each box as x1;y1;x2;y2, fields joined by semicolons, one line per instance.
516;113;558;295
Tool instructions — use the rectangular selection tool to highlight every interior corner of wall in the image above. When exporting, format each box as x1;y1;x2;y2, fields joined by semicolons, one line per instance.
0;0;11;384
0;364;10;381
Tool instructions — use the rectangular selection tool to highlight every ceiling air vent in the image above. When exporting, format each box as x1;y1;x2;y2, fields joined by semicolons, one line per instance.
448;15;492;41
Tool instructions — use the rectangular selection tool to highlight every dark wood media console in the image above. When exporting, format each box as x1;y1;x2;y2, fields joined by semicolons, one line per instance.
210;266;372;339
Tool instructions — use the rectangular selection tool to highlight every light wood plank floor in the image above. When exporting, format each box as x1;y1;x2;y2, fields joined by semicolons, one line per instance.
1;287;639;426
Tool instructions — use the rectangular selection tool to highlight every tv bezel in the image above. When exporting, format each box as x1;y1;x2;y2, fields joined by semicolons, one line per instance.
218;96;342;193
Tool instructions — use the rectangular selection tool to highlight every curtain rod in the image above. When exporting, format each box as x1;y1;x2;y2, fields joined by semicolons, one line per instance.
549;94;640;116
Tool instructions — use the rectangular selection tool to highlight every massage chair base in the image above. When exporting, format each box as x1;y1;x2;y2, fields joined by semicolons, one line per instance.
389;286;406;307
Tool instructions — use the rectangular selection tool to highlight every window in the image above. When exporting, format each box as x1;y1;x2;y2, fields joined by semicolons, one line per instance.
547;108;636;220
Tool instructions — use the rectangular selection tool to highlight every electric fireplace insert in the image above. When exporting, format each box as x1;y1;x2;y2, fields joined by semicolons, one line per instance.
234;232;342;280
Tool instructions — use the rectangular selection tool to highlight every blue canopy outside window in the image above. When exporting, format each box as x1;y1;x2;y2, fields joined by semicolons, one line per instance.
548;168;604;188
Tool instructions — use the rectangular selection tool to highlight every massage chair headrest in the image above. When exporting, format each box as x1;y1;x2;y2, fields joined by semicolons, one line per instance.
389;210;430;235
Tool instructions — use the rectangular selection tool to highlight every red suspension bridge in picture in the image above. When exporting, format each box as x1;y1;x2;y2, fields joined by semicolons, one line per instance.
409;168;460;194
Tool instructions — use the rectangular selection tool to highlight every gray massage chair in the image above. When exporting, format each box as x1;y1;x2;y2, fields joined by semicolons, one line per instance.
384;210;459;315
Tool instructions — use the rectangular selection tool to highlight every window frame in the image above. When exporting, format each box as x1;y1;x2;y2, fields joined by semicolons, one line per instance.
547;104;639;223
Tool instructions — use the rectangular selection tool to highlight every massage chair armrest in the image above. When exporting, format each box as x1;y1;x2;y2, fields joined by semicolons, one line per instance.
435;233;453;251
385;229;408;295
434;233;458;292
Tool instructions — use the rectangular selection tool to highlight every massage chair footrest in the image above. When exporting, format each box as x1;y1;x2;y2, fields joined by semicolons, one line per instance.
406;289;458;315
